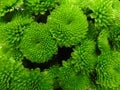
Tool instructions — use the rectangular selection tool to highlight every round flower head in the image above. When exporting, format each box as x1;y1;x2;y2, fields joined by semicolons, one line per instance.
20;22;58;63
71;39;97;73
47;4;88;47
58;60;91;90
0;57;25;90
96;51;120;88
0;12;33;49
88;0;115;28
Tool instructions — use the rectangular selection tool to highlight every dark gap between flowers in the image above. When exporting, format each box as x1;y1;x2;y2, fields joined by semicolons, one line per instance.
89;69;97;85
32;1;61;24
55;87;63;90
22;46;74;71
87;16;95;23
95;44;101;55
33;10;50;23
1;11;16;22
83;8;95;23
108;38;114;50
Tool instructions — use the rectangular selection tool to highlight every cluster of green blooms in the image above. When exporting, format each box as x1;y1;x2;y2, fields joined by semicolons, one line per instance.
0;57;54;90
0;0;120;90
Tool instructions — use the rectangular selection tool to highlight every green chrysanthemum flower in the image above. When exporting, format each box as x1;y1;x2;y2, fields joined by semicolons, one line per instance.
0;0;23;17
0;12;33;48
58;60;91;90
20;23;58;63
96;28;120;88
0;57;25;90
23;0;57;15
88;0;115;28
96;51;120;88
47;4;88;47
71;40;97;73
0;57;54;90
12;69;54;90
